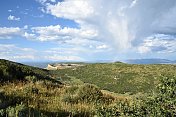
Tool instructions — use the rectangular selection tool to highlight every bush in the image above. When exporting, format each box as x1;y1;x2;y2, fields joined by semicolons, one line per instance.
76;84;103;102
62;84;103;103
94;76;176;117
6;104;27;117
0;109;5;116
95;106;120;117
132;76;176;116
25;75;37;83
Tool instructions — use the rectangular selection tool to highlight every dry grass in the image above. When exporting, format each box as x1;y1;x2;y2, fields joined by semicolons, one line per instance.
1;80;129;116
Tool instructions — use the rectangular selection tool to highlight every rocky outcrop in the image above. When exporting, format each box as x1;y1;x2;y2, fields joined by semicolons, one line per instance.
46;63;84;70
46;64;58;70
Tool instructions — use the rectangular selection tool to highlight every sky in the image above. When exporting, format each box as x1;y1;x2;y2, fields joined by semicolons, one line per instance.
0;0;176;62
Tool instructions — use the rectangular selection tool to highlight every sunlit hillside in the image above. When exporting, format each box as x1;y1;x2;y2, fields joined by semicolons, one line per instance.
53;62;176;94
0;59;175;116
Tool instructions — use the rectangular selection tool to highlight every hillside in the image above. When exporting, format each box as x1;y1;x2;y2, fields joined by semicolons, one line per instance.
0;59;62;84
53;62;176;94
0;59;129;116
0;59;175;116
0;59;48;81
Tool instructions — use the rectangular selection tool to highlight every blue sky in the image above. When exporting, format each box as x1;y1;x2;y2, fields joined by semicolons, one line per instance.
0;0;176;62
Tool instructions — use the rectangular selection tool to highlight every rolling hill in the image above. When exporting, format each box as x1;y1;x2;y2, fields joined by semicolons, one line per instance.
0;59;175;116
54;62;176;94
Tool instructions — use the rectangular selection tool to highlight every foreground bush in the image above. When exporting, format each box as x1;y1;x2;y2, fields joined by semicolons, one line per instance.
142;76;176;116
62;84;104;104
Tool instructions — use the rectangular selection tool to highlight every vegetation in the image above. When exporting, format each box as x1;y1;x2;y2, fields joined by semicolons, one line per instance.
53;62;176;94
0;59;175;116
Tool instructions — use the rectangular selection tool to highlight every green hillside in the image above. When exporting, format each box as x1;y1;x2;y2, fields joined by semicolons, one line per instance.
53;62;176;94
0;59;61;84
0;59;175;116
0;59;124;116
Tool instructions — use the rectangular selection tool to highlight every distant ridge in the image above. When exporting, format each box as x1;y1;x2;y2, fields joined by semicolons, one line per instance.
125;59;176;64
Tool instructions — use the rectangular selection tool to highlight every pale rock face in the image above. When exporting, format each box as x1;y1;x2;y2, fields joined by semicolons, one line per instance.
46;63;84;70
46;64;57;70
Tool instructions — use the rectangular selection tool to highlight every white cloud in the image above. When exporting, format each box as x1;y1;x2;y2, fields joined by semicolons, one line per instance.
13;55;35;60
23;25;28;29
138;46;151;53
96;44;108;49
138;34;176;53
130;0;138;8
44;55;84;61
36;0;56;5
0;27;22;39
2;0;176;62
50;0;56;3
44;47;86;61
23;32;36;40
36;0;47;4
46;0;94;21
0;44;86;62
0;26;37;40
31;25;98;41
8;15;20;21
43;0;176;52
8;10;12;12
0;44;37;61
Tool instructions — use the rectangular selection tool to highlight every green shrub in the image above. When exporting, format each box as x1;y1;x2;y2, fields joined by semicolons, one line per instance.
0;109;5;116
76;84;103;102
95;106;120;117
62;84;103;103
6;104;27;117
95;76;176;117
129;76;176;117
25;75;37;83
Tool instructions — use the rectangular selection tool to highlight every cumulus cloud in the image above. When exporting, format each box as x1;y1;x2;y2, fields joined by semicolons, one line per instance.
2;0;176;62
31;25;98;41
46;0;94;21
8;15;20;21
0;25;110;61
44;0;176;52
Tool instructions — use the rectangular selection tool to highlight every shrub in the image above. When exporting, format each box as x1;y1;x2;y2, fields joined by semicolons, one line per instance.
25;75;37;83
95;106;120;117
76;84;103;102
94;76;176;117
0;109;5;116
133;76;176;116
62;84;103;103
6;104;27;117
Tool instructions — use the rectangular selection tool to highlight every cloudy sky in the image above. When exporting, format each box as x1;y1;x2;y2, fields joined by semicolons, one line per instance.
0;0;176;62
